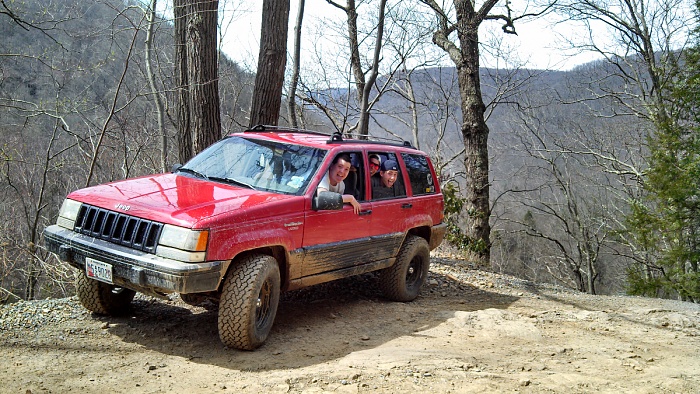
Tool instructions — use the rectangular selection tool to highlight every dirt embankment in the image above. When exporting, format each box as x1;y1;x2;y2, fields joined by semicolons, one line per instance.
1;256;699;393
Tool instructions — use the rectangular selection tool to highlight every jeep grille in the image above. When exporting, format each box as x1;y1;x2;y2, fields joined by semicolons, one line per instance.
73;204;163;254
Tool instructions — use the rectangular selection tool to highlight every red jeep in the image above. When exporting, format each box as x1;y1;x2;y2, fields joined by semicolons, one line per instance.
44;126;446;350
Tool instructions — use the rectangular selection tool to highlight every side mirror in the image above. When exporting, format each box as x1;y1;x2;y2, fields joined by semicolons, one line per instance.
313;191;343;210
171;163;182;173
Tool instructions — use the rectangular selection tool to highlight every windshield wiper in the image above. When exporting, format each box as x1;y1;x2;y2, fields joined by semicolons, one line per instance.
177;167;209;180
208;176;256;190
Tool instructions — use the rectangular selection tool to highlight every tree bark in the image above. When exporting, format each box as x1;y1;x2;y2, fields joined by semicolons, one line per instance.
423;0;497;265
455;5;491;264
249;0;290;127
174;0;191;163
357;0;386;137
145;0;167;172
186;0;221;156
288;0;305;128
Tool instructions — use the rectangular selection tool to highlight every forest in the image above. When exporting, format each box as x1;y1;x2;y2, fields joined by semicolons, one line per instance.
0;0;698;303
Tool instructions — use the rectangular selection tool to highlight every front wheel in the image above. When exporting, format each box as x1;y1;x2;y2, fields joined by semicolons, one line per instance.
379;235;430;302
75;272;135;315
218;254;281;350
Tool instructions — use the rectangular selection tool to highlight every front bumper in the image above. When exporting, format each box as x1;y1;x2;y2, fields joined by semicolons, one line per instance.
44;224;226;295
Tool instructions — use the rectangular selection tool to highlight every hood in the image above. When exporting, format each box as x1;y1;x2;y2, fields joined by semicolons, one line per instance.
67;173;294;227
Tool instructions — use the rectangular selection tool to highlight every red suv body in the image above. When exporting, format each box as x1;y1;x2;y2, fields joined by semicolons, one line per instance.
45;127;446;349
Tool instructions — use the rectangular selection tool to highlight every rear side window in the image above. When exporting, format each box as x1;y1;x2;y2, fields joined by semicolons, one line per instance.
401;153;436;195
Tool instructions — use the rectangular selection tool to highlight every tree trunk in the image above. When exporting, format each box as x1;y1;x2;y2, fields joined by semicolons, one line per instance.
288;0;305;128
346;0;364;106
356;0;386;137
404;72;419;149
145;0;167;172
456;25;491;264
174;0;191;163
25;242;38;300
186;0;221;155
249;0;290;127
423;0;497;266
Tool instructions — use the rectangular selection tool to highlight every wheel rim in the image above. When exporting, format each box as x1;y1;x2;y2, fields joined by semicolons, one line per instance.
255;279;272;329
406;255;424;289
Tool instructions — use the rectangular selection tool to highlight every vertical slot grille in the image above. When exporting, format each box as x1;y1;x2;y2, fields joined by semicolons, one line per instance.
74;204;163;253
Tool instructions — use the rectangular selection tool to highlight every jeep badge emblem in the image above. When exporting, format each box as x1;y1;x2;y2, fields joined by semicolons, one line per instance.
115;203;131;211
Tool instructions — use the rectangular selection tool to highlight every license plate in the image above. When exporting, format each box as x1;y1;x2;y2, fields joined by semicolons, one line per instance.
86;257;113;284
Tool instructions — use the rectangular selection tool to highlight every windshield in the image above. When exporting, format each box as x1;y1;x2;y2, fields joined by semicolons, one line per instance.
179;136;326;195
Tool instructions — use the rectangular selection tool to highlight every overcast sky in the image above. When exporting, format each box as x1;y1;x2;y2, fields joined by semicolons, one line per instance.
217;0;603;73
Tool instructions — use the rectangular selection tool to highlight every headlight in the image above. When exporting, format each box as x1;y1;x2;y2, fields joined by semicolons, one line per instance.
156;224;209;262
57;199;82;229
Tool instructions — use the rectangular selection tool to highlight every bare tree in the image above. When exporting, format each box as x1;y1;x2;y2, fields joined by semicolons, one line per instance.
85;20;142;187
175;0;221;162
249;0;290;127
418;0;552;265
0;0;183;300
145;0;167;172
174;0;192;162
323;0;387;137
550;0;694;296
288;0;305;128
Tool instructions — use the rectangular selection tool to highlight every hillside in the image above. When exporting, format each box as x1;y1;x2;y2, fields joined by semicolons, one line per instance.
1;0;655;302
2;254;699;393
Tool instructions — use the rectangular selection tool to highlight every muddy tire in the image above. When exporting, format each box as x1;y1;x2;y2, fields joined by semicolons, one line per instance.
75;272;135;315
218;254;280;350
379;235;430;302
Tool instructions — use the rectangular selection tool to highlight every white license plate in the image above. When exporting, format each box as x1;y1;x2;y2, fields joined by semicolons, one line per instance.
86;258;113;284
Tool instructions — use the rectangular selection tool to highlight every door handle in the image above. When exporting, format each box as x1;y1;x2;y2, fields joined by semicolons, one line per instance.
401;203;413;209
359;210;372;216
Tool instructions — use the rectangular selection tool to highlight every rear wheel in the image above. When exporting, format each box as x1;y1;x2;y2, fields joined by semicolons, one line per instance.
75;272;135;315
218;254;280;350
379;235;430;302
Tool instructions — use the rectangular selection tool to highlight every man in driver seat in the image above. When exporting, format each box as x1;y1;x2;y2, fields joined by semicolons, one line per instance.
317;153;361;213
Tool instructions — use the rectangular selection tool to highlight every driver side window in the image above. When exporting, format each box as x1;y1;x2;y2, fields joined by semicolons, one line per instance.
343;152;365;202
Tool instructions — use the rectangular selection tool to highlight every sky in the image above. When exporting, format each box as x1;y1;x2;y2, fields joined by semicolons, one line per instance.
216;0;603;73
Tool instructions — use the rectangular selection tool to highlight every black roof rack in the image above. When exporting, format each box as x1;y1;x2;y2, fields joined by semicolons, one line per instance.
245;124;416;149
245;124;330;137
326;132;416;149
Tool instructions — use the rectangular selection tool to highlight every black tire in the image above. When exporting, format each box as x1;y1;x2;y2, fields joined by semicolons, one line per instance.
218;254;281;350
379;235;430;302
75;272;135;315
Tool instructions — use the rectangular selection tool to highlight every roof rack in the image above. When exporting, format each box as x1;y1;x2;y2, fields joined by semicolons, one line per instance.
244;124;415;149
326;132;415;149
245;124;330;137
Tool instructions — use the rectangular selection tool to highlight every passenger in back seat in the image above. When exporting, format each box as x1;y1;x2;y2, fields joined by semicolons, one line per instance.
369;154;381;178
371;159;403;200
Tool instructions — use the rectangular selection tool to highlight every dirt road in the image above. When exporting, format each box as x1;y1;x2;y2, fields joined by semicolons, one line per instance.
2;256;699;393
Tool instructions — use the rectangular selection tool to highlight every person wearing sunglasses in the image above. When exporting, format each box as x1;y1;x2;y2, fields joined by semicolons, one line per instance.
369;154;381;177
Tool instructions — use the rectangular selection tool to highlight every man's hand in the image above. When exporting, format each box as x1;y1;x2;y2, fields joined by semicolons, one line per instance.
343;195;361;214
